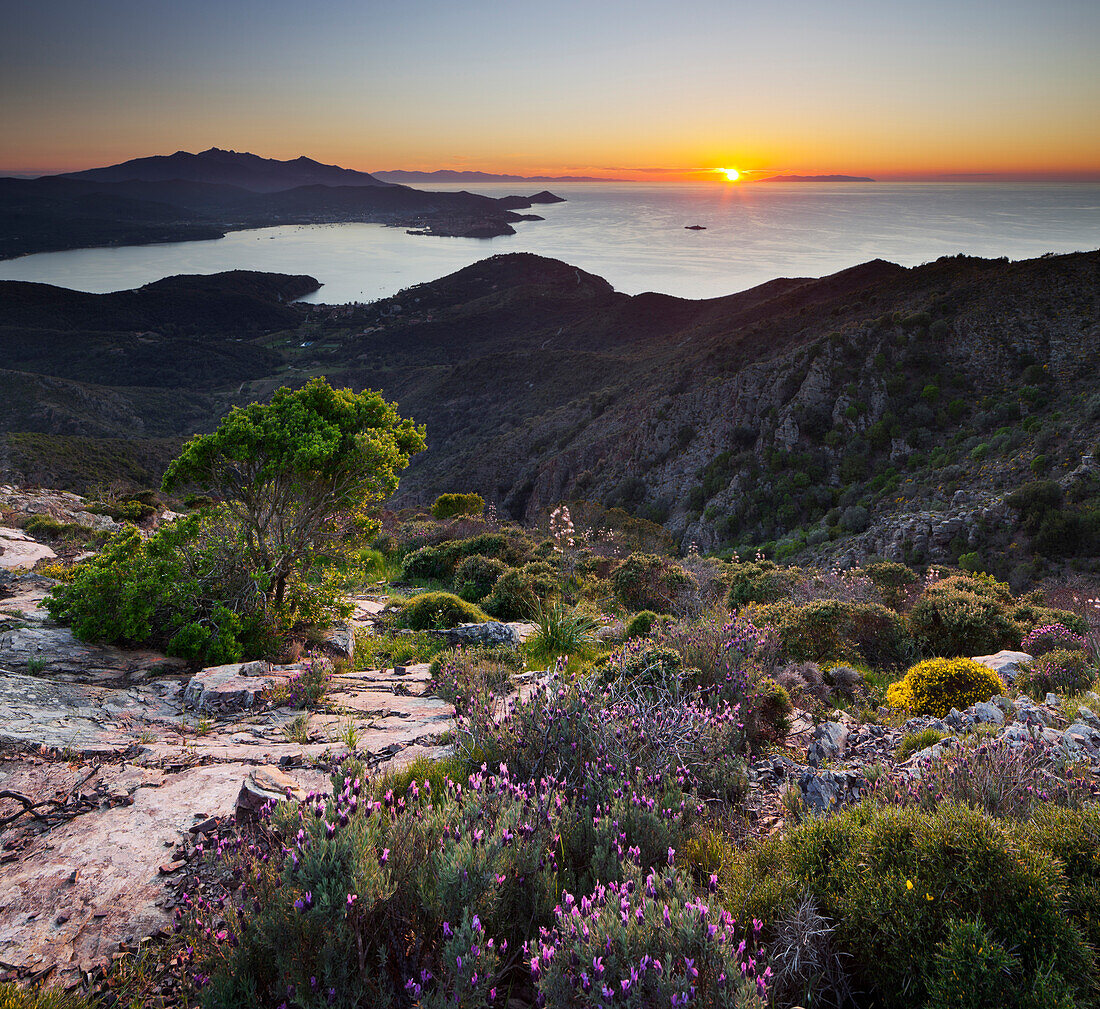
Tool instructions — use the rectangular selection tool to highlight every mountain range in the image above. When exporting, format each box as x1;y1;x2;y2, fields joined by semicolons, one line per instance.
1;248;1096;581
0;149;561;258
59;147;395;191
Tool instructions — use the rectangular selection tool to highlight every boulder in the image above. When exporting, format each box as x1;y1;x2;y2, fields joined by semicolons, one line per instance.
1063;722;1100;755
1075;706;1100;731
184;660;287;712
806;720;848;767
320;620;355;662
1014;702;1054;728
235;764;310;816
969;701;1005;726
970;650;1033;684
798;768;863;815
438;621;520;647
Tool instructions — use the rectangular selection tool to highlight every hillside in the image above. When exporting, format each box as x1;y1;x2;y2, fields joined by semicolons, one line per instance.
1;250;1097;581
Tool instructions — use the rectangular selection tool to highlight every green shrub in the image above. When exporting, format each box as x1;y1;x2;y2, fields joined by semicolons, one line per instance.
401;534;527;584
23;516;92;541
1017;648;1096;699
907;573;1020;656
924;919;1055;1009
727;559;800;607
754;678;793;744
452;554;506;602
400;542;461;582
1016;805;1100;958
399;592;487;630
427;644;522;705
721;803;1095;1009
45;512;274;663
862;560;917;608
751;599;914;666
611;552;697;613
895;727;944;761
527;601;599;661
594;640;685;689
481;561;558;620
886;657;1005;716
88;498;157;522
430;492;485;519
624;609;660;638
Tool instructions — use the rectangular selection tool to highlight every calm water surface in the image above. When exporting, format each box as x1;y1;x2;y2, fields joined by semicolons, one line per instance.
1;183;1097;302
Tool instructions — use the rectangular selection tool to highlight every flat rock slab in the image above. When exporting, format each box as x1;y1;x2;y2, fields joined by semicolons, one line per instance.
0;582;53;623
0;527;55;571
0;763;248;976
326;688;453;722
0;671;183;755
0;625;188;684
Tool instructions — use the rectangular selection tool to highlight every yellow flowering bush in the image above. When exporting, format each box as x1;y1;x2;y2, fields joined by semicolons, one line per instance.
886;657;1005;716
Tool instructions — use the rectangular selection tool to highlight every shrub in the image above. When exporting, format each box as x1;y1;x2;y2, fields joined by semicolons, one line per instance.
751;599;913;666
400;542;459;581
45;512;273;663
89;498;157;522
1021;622;1087;656
861;560;917;609
0;985;93;1009
885;657;1005;716
721;803;1095;1009
430;492;484;519
527;601;599;661
1017;804;1100;958
624;609;660;638
481;562;558;620
895;727;944;761
839;504;870;533
427;644;522;705
907;573;1020;656
183;760;566;1008
874;736;1100;819
1017;648;1095;699
400;591;488;630
611;553;698;613
726;559;800;608
594;640;685;690
451;554;506;602
534;859;769;1009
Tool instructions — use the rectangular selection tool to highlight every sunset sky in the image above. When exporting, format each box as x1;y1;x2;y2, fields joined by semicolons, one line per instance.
3;0;1098;180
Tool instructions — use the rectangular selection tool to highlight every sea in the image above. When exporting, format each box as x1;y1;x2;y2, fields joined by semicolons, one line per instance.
1;182;1098;303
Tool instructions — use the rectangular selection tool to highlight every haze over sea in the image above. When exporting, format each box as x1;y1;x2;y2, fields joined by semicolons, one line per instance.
2;181;1098;303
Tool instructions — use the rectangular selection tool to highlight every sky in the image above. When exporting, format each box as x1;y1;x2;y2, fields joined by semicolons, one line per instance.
2;0;1098;180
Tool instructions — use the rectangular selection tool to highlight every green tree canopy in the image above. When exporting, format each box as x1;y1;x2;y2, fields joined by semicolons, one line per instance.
163;377;425;607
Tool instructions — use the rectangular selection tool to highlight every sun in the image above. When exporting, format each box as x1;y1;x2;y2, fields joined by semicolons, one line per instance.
720;168;740;182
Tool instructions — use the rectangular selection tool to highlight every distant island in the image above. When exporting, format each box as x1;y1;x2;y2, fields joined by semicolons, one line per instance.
0;148;564;258
755;174;875;182
374;169;625;183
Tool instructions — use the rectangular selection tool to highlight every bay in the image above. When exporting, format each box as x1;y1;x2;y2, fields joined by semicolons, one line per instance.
0;182;1097;303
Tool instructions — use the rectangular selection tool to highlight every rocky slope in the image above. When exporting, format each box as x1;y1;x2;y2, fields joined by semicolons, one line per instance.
1;251;1097;575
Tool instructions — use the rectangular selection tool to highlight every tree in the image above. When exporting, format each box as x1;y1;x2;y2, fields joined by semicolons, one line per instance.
163;377;425;609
